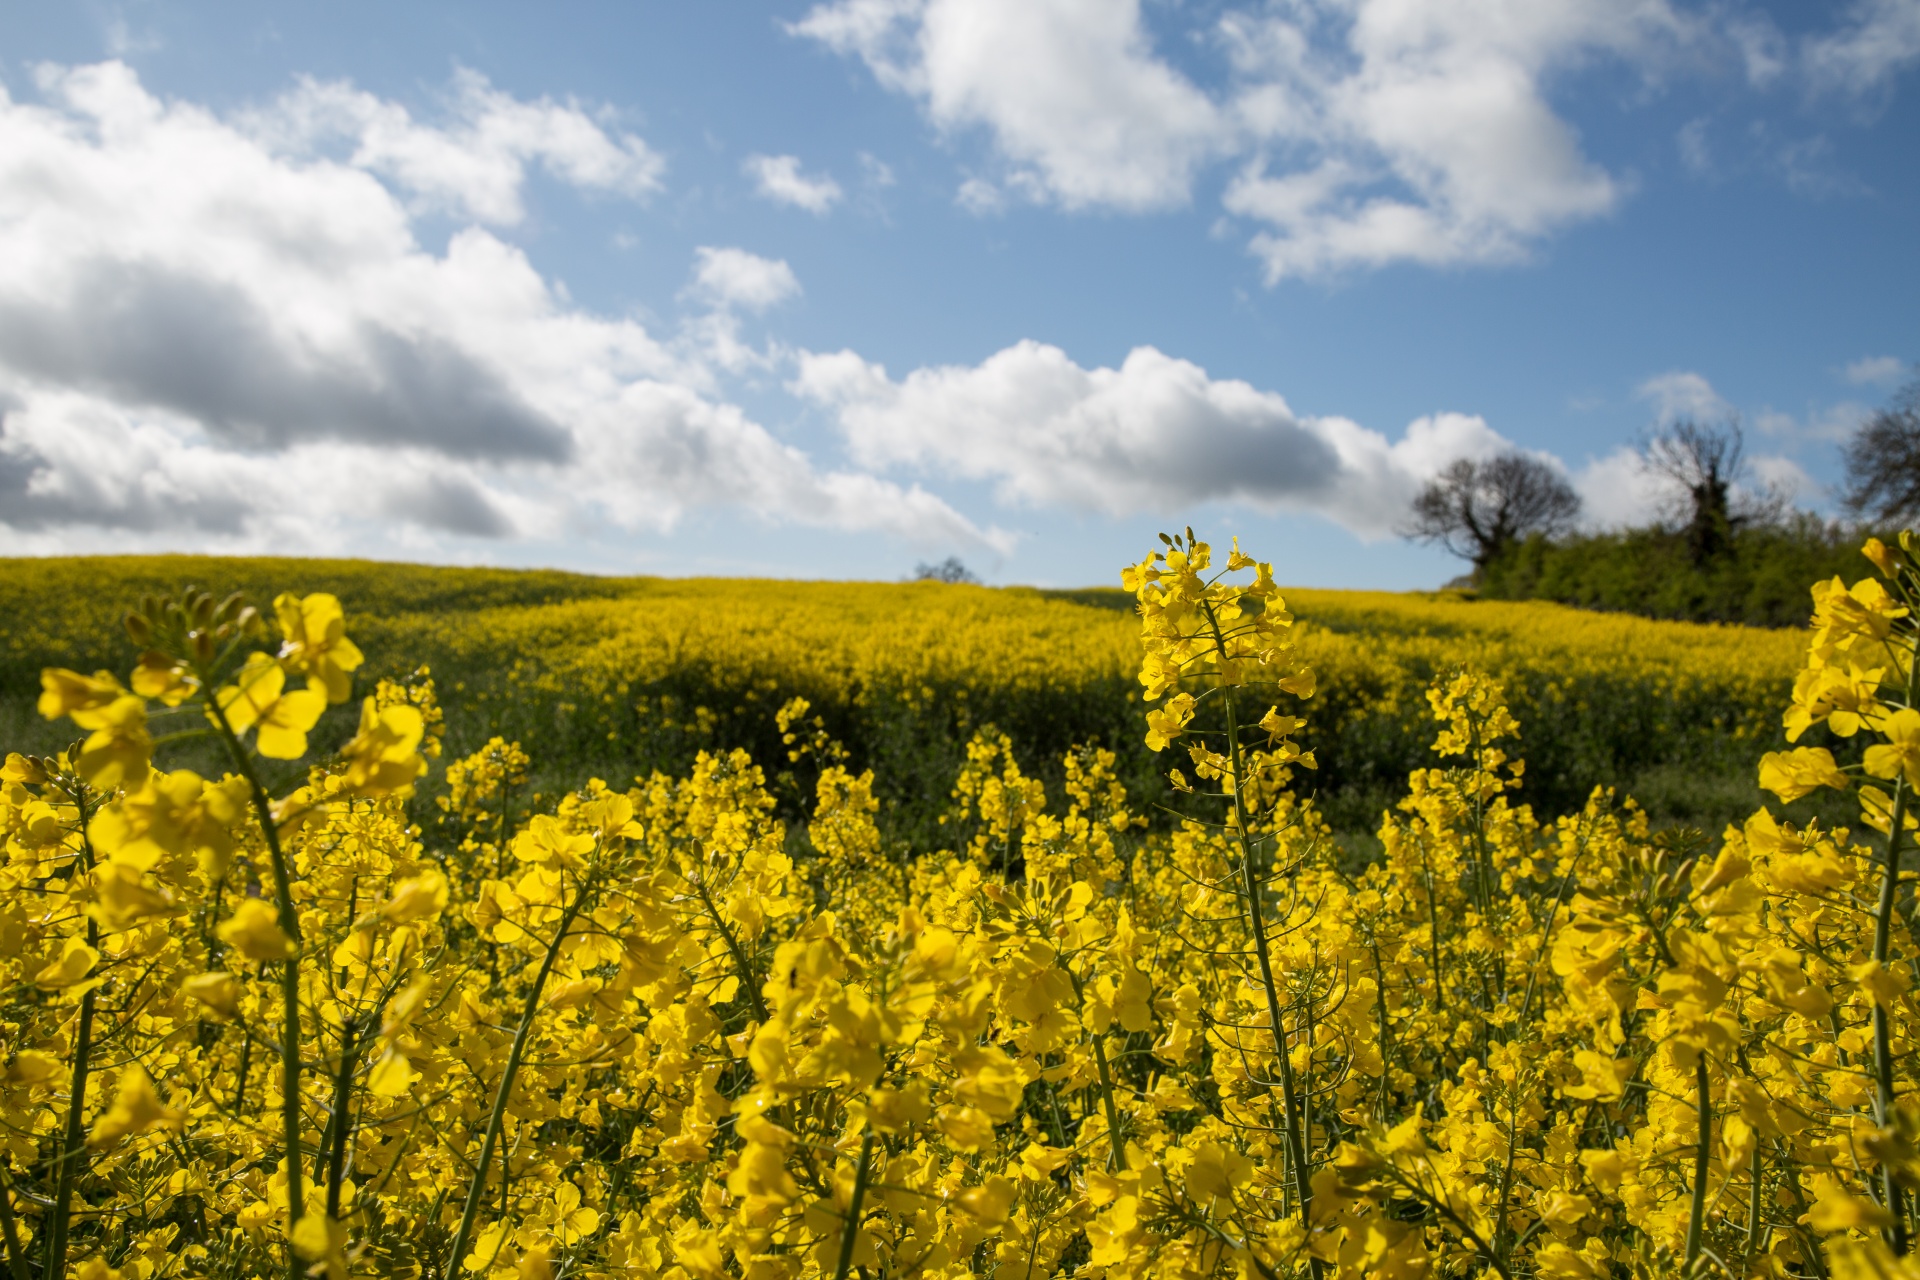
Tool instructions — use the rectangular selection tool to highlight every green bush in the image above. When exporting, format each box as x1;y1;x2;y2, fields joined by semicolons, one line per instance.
1479;515;1872;627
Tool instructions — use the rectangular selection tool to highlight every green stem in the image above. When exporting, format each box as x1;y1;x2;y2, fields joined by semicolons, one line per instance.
443;868;596;1277
319;1017;367;1220
1088;1032;1129;1173
1061;963;1128;1173
831;1129;876;1280
1872;638;1919;1255
1219;685;1312;1236
0;1165;27;1280
1742;1137;1764;1275
691;874;769;1023
1684;1051;1711;1269
43;789;100;1280
203;694;307;1274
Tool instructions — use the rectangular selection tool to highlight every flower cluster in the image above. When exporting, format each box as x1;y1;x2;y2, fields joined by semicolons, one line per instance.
1;535;1911;1280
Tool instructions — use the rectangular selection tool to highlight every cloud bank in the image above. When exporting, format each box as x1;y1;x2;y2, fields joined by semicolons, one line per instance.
0;62;997;555
792;0;1918;280
793;340;1512;537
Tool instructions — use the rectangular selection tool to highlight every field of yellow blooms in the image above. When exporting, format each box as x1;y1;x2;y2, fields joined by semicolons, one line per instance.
0;533;1911;1280
0;556;1804;838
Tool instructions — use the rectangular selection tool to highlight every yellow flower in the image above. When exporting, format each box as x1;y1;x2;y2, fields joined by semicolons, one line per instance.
1804;1174;1895;1233
34;937;100;990
274;592;364;704
183;971;242;1019
216;898;297;962
952;1043;1024;1121
87;1066;185;1149
379;867;449;925
216;653;326;759
1184;1140;1255;1201
511;814;595;868
1865;707;1920;788
292;1213;350;1280
38;668;131;725
1758;746;1849;802
955;1175;1016;1225
339;698;428;797
42;676;154;788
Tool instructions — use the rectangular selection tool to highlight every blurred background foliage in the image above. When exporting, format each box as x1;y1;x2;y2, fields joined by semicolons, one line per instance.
1;553;1843;853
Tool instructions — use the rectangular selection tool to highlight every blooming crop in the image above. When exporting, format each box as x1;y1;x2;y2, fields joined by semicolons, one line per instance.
0;536;1904;1280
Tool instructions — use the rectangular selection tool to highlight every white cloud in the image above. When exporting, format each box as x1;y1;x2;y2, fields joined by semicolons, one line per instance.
1806;0;1920;96
743;153;844;213
793;0;1692;276
688;247;801;312
1570;447;1661;528
1847;354;1907;386
789;0;1228;212
792;340;1513;537
1637;370;1733;423
1221;0;1679;279
1749;452;1815;501
0;62;998;555
243;65;664;225
1754;400;1870;445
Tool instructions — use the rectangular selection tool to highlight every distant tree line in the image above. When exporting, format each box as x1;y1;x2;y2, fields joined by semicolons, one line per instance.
1402;367;1919;627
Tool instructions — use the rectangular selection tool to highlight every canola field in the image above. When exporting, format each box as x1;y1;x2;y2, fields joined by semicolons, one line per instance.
0;534;1909;1280
1;555;1806;838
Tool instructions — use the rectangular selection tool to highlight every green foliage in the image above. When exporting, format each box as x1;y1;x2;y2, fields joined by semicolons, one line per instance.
1;555;1804;845
1479;515;1873;628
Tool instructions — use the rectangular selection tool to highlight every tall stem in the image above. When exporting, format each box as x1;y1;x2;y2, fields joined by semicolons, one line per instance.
831;1129;876;1280
1061;962;1129;1173
204;696;307;1274
1222;692;1312;1232
0;1165;27;1280
42;789;99;1280
319;1017;367;1220
1684;1052;1712;1268
1088;1032;1129;1173
1873;636;1919;1255
444;870;595;1276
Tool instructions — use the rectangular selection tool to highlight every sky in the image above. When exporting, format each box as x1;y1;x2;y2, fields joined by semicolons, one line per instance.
0;0;1915;589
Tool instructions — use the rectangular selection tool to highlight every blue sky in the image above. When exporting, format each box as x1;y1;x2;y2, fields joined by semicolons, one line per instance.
0;0;1914;588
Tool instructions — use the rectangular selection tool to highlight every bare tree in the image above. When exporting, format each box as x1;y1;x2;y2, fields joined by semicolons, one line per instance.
1642;418;1782;564
1842;374;1920;527
913;556;980;585
1402;452;1582;579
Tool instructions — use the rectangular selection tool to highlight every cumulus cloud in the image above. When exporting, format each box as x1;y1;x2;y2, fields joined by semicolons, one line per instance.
0;61;998;555
245;65;664;225
688;247;801;312
1637;370;1734;423
744;153;844;213
1568;447;1662;529
1219;0;1678;279
789;0;1228;212
793;0;1920;279
791;0;1690;276
792;340;1512;537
